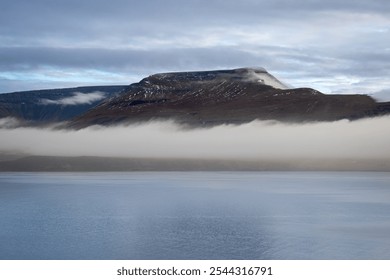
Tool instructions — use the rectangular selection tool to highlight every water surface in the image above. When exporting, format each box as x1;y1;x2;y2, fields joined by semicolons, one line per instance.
0;172;389;259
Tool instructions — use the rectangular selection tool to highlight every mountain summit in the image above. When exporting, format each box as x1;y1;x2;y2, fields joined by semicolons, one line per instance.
69;67;389;128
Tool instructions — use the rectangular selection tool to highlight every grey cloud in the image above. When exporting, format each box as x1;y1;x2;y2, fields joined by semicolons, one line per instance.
0;46;265;75
1;44;389;94
369;89;390;102
340;52;390;77
1;0;389;47
0;0;389;94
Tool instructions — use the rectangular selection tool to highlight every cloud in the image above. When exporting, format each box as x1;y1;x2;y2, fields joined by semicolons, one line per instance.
0;117;389;162
1;44;389;95
369;89;390;102
40;91;106;106
0;0;389;94
0;46;260;72
0;117;21;128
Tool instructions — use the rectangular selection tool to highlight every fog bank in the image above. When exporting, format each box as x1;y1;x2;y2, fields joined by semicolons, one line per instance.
0;117;389;162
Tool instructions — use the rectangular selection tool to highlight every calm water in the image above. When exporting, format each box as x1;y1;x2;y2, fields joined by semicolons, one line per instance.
0;172;389;260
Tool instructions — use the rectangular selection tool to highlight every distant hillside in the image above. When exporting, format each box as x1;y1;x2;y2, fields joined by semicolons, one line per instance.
69;68;390;128
0;85;126;124
0;155;389;172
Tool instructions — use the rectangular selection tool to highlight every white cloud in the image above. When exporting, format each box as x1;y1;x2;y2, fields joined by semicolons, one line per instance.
40;91;106;106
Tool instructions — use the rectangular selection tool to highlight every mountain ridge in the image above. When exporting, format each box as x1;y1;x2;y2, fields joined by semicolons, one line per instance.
69;68;389;128
1;68;389;128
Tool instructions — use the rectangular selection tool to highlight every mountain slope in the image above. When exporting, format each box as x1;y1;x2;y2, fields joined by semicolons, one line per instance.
70;68;388;128
0;85;126;124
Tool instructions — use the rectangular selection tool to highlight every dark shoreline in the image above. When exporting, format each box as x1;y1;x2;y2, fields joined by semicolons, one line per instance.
1;155;389;172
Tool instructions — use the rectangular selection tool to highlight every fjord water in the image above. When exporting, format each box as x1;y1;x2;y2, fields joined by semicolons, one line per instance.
0;172;389;260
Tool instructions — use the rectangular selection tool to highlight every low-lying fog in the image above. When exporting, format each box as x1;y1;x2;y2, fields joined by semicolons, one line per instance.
1;116;389;162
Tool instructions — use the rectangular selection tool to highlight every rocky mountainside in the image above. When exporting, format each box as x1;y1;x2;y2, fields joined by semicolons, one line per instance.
0;85;125;124
70;68;390;128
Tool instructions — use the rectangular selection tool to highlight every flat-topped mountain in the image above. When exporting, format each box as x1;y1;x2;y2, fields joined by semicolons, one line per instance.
69;68;390;128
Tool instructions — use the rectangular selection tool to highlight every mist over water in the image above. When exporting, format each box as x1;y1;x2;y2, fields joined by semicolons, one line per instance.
0;117;390;163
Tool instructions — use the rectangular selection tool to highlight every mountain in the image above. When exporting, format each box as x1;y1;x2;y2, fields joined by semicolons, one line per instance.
1;68;389;128
0;85;126;125
69;68;390;128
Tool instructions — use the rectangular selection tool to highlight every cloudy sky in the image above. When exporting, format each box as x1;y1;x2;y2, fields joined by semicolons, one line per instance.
0;0;389;100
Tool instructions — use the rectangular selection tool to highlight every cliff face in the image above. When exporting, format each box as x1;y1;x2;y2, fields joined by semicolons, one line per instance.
69;68;386;128
0;85;125;124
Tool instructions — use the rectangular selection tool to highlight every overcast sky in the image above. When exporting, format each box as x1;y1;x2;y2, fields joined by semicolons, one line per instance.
0;0;389;100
